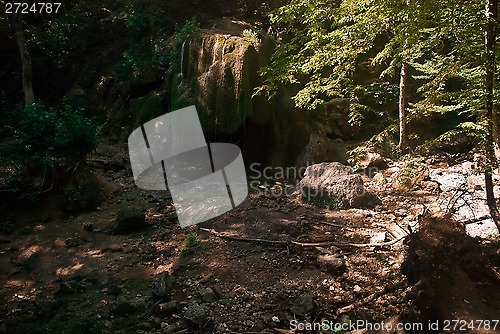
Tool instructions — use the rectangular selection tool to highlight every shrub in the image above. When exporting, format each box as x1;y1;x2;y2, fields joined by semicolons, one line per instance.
15;103;98;168
2;103;99;199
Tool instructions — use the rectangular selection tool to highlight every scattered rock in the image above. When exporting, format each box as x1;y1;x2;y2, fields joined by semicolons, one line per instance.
372;172;386;185
141;244;156;254
433;132;474;154
211;284;224;298
421;180;440;192
152;273;174;298
83;222;94;232
317;254;347;275
370;232;386;244
57;280;86;294
157;301;178;316
114;207;146;234
358;152;389;171
13;245;41;270
199;287;216;303
111;297;138;316
393;161;429;191
290;294;314;315
183;302;208;327
299;162;380;209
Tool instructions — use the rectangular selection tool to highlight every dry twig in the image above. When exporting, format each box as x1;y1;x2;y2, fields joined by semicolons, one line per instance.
336;281;407;315
199;228;406;249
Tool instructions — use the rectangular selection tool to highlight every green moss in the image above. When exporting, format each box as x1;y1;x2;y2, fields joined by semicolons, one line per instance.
130;93;164;127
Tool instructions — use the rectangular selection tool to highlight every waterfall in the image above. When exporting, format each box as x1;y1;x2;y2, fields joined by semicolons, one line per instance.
221;38;227;69
212;35;220;65
200;38;205;60
233;41;245;96
180;40;186;78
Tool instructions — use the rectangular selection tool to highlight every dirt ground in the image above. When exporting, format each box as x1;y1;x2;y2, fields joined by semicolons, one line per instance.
0;142;499;334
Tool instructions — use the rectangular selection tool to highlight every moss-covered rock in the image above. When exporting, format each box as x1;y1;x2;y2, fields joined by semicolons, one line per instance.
114;207;146;234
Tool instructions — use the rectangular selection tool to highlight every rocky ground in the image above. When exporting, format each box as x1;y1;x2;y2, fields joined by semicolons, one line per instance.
0;143;499;334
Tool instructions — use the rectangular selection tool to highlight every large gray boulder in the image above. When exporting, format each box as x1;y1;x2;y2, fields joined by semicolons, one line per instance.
299;162;379;209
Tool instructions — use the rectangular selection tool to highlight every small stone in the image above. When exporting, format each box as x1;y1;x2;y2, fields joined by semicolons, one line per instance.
183;302;208;327
271;316;280;323
211;284;224;298
111;297;138;316
290;294;314;315
157;301;178;316
83;222;94;232
353;285;362;293
317;254;347;275
373;172;386;184
152;273;174;298
114;207;145;234
370;232;386;244
199;287;215;303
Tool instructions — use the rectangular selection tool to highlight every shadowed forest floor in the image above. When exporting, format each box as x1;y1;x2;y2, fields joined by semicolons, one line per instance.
0;142;499;334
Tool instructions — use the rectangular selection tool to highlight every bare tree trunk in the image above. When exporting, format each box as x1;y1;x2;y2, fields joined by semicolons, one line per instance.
11;13;35;105
484;0;499;231
398;0;410;154
398;61;409;153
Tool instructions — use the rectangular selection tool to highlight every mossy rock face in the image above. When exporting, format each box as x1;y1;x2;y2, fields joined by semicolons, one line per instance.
164;32;275;134
114;207;146;234
130;93;165;128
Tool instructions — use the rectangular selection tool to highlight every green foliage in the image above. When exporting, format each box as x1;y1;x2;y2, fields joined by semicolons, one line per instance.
258;0;499;160
14;103;98;169
113;18;199;88
124;8;153;36
242;29;260;46
1;103;99;200
63;176;105;212
181;232;209;255
396;160;428;190
164;18;201;65
348;122;399;163
174;19;201;44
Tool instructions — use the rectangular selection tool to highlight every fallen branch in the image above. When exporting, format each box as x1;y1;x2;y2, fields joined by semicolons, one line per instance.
199;228;406;249
336;281;407;315
461;215;492;225
315;221;349;229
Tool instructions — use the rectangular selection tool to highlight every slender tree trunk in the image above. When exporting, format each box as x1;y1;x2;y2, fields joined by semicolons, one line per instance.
398;61;409;153
11;13;35;105
398;0;410;154
484;0;499;231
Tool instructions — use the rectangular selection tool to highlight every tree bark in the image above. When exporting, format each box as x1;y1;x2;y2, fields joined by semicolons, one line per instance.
398;61;409;153
484;0;499;231
398;0;411;154
11;13;35;105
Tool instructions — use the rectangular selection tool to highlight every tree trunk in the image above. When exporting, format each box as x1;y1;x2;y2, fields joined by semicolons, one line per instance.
484;0;499;231
398;0;410;154
11;13;35;105
398;61;409;153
